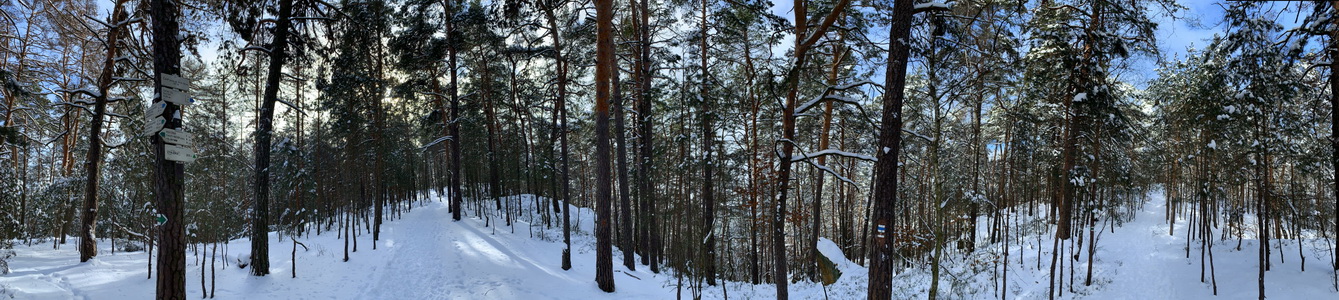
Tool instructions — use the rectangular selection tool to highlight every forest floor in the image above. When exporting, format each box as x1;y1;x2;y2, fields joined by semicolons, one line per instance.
2;191;1336;299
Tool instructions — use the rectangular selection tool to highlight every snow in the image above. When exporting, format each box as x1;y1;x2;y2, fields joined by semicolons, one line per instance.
1073;92;1088;103
3;191;1336;299
1208;139;1217;149
795;94;860;115
791;148;878;162
913;0;951;11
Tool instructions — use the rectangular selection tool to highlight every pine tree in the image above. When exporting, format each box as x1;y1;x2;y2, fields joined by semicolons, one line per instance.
149;0;188;296
594;0;616;292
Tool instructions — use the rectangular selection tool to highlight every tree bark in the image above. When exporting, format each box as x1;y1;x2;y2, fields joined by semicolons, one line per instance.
615;57;634;271
250;0;294;277
811;27;844;281
594;0;615;292
150;0;187;296
79;1;129;263
1328;0;1338;273
444;0;463;222
868;0;912;298
636;0;659;273
699;0;717;286
541;2;574;270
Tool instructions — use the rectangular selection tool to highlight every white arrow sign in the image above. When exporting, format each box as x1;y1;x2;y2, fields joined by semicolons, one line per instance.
142;116;165;136
158;128;194;146
164;144;196;163
161;87;192;106
161;73;190;91
145;102;166;118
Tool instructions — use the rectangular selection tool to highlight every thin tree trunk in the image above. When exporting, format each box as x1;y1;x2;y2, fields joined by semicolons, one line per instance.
1328;0;1338;273
634;0;658;273
249;0;294;277
809;23;843;282
372;21;386;249
542;2;575;271
615;57;634;271
446;0;464;222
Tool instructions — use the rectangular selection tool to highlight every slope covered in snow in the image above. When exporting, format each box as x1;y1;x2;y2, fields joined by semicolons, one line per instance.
2;192;1336;299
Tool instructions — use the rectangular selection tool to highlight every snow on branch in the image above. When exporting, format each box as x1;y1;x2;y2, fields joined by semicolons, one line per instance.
56;87;102;98
276;98;306;116
83;14;111;29
798;158;862;188
419;136;454;151
913;0;952;14
113;17;143;28
903;128;933;143
242;46;273;54
791;148;878;162
795;80;881;115
796;94;861;115
53;101;93;114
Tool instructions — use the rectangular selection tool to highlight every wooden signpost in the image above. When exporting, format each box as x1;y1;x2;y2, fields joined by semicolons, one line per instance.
159;128;193;147
160;73;189;91
143;116;166;136
163;143;196;163
161;86;192;106
146;102;166;119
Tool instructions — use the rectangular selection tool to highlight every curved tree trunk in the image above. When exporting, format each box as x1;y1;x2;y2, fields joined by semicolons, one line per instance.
79;1;129;263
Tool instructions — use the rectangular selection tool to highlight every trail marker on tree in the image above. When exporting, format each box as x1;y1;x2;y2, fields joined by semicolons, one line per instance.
159;128;193;147
164;144;196;164
143;116;166;136
161;87;192;106
160;73;190;90
146;102;166;119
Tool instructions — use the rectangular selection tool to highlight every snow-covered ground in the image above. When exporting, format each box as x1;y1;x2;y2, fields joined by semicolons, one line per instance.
2;192;1336;299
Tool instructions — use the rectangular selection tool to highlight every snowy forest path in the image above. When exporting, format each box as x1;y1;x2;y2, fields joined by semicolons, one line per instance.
352;194;668;299
1078;189;1337;299
1092;191;1185;298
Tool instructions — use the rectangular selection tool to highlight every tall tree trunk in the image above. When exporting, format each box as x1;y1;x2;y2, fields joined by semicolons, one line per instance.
743;25;761;285
373;20;387;249
250;0;294;277
79;1;129;262
60;98;79;246
540;2;575;271
699;0;717;286
811;28;844;281
485;62;502;213
776;2;850;297
636;0;659;273
445;0;463;222
594;0;616;292
1328;0;1338;273
615;57;634;271
150;0;188;295
868;0;912;298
